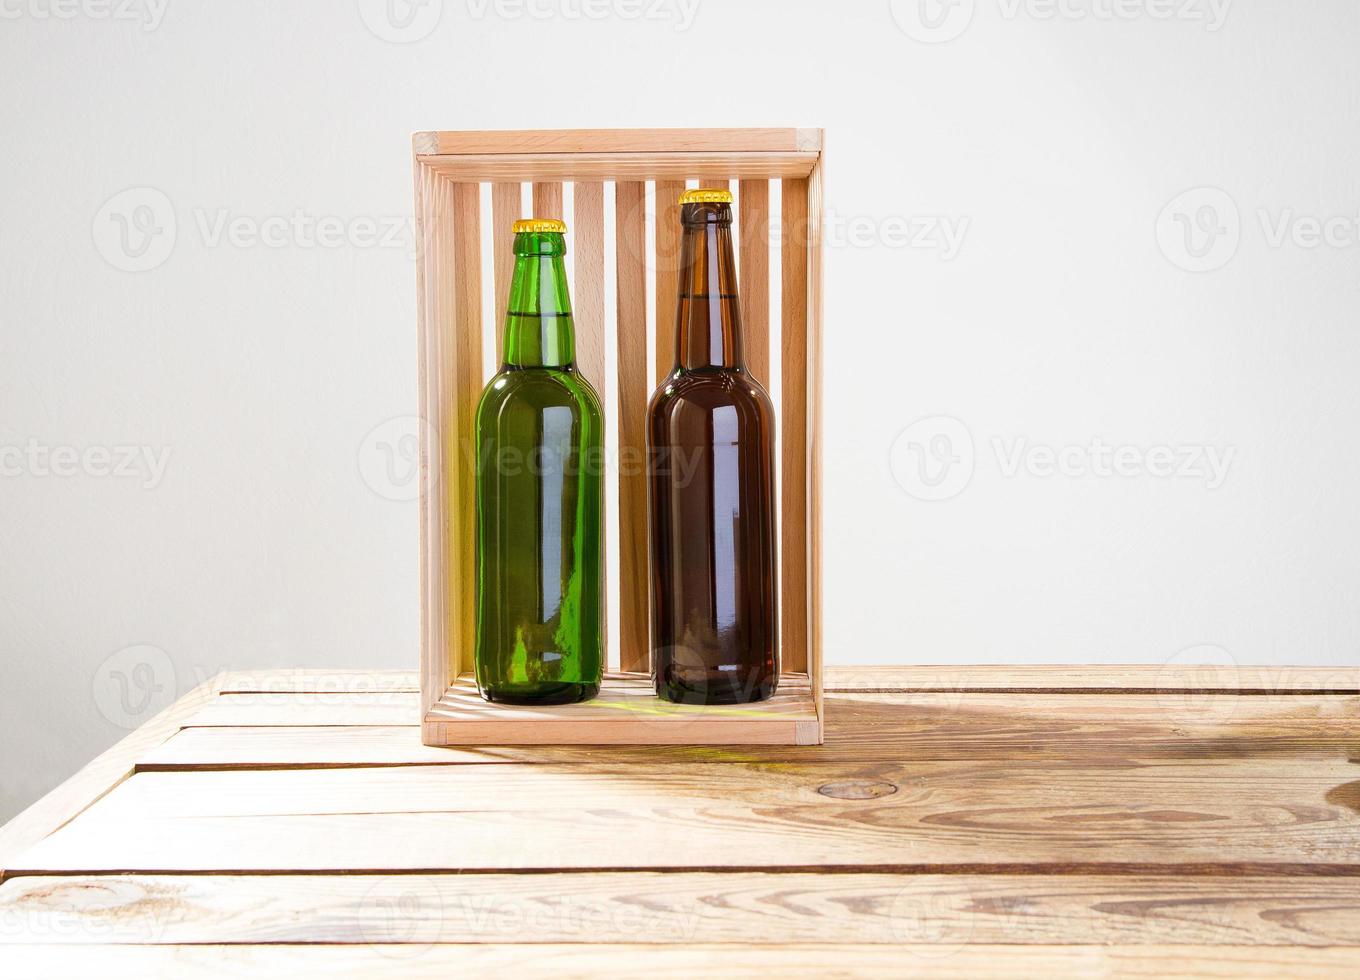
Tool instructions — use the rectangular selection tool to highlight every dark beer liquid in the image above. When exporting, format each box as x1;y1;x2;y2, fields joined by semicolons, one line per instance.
647;197;778;704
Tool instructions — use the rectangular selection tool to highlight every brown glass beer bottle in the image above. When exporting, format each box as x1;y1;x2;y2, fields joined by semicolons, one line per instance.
647;188;778;704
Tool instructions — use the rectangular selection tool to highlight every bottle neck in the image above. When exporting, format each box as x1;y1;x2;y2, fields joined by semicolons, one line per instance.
504;232;575;369
674;204;743;371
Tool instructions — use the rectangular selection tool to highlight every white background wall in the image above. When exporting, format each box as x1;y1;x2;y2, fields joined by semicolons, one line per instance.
3;0;1358;822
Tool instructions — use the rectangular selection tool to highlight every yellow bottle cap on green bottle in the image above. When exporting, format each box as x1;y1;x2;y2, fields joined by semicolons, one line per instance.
679;189;733;205
513;218;567;234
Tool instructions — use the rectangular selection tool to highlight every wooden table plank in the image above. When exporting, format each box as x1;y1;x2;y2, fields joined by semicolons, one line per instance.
5;943;1360;979
5;666;1360;979
151;692;1360;767
184;691;419;727
0;674;225;878
5;872;1360;947
11;758;1360;874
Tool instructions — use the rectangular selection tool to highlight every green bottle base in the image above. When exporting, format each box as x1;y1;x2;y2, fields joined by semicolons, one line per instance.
479;681;600;706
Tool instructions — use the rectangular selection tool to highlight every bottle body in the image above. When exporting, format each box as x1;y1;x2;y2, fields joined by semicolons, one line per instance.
474;223;603;704
648;368;778;704
647;192;779;704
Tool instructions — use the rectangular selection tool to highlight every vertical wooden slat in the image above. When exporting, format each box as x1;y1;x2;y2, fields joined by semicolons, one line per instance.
805;159;824;738
490;182;521;364
780;178;810;676
436;176;459;683
738;179;770;381
572;182;606;391
615;181;650;673
653;179;685;382
532;182;563;219
451;181;483;683
573;181;608;669
416;162;449;722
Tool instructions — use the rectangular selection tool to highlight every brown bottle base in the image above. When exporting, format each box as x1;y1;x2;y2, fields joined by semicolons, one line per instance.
653;665;778;706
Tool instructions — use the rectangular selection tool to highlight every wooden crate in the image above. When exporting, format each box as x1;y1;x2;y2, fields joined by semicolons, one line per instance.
413;129;824;746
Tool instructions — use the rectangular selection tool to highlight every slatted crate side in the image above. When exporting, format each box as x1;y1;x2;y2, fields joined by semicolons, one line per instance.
415;131;824;744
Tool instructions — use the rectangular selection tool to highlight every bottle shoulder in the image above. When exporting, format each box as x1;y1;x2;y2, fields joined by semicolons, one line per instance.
478;366;602;416
649;367;775;415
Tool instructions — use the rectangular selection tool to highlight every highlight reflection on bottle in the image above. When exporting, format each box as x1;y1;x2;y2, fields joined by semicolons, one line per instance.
647;189;779;705
473;218;603;705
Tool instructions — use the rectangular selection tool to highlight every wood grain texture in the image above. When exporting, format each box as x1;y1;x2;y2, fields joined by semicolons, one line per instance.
11;943;1360;979
451;181;482;688
571;181;606;392
737;179;770;381
416;164;451;719
169;691;1360;763
653;178;685;383
14;756;1360;874
780;178;810;675
531;181;563;220
7;872;1360;947
490;182;520;362
7;667;1360;975
415;129;824;156
419;153;820;183
807;158;825;723
614;181;650;673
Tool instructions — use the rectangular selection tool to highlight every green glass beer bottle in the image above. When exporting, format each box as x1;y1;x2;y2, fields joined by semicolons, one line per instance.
474;218;603;704
647;189;779;704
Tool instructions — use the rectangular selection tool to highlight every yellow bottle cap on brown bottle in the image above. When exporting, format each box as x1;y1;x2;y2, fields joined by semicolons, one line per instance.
679;189;734;205
512;218;567;234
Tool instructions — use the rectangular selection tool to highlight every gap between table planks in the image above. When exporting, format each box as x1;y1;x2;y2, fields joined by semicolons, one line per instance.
6;943;1360;979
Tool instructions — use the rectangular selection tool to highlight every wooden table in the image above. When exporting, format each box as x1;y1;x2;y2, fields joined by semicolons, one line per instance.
2;666;1359;977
